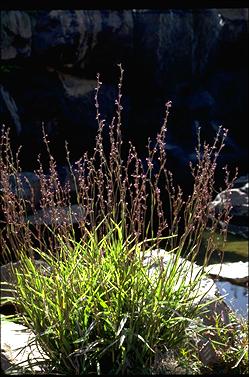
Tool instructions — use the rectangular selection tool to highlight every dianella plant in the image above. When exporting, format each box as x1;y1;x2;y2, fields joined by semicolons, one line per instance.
0;65;242;375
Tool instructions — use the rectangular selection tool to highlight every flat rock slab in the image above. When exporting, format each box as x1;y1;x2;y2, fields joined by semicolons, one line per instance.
206;261;249;285
0;314;49;373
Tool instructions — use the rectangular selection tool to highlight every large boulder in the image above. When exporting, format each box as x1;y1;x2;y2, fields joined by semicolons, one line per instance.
210;175;249;238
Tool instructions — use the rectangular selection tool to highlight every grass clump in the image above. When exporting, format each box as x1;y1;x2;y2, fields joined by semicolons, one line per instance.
11;221;211;375
1;65;247;374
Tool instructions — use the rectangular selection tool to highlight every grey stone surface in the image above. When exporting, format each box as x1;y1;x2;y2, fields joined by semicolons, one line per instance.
210;175;249;238
215;280;248;319
211;183;248;217
142;249;225;306
142;248;233;367
1;314;48;373
207;261;249;285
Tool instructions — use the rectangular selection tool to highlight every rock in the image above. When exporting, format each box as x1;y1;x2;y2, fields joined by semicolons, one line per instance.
218;9;248;21
133;10;222;91
1;10;134;69
0;85;22;136
142;248;233;367
210;175;248;238
1;11;32;59
57;72;96;97
207;261;249;285
196;298;233;368
0;64;132;168
35;10;133;70
221;185;248;217
143;249;221;305
215;280;248;319
234;174;249;187
0;314;49;373
223;223;248;239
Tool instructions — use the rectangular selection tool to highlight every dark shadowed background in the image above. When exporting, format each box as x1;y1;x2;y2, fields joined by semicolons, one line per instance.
0;9;248;191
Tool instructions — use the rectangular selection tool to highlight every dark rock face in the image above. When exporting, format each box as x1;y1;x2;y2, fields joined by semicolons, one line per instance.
0;85;22;135
0;9;248;188
1;11;32;59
